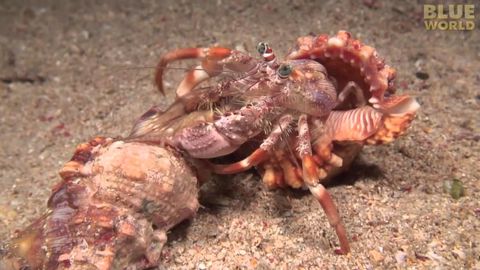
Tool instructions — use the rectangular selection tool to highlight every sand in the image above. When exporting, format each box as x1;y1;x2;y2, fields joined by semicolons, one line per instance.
0;1;479;269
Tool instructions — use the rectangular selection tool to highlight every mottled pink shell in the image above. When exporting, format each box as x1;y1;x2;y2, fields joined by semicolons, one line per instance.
4;138;199;270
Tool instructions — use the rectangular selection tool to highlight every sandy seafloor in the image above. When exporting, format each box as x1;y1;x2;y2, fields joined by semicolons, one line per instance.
0;0;479;269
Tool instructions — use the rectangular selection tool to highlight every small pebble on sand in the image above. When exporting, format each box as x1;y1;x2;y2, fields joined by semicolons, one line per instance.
443;179;465;199
395;250;407;264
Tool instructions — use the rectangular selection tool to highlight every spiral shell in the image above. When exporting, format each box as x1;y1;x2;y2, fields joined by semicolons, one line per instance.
3;138;199;270
257;31;418;189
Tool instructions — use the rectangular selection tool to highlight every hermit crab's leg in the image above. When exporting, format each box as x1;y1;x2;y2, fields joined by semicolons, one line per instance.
155;47;258;97
310;119;343;169
297;114;350;254
297;114;320;184
261;99;418;189
210;114;293;174
260;163;285;189
309;184;350;255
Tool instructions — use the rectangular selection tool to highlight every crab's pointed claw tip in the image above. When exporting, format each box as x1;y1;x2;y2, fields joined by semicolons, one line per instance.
334;247;349;255
377;95;420;117
158;86;166;96
155;80;166;96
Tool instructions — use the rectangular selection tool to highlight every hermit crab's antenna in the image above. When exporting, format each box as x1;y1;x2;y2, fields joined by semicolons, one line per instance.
256;42;278;67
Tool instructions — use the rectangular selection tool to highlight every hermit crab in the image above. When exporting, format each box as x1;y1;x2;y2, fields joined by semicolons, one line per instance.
1;31;419;269
131;30;419;254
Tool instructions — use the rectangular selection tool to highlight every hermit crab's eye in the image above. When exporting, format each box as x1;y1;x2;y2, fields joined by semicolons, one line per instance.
256;42;268;55
277;64;293;78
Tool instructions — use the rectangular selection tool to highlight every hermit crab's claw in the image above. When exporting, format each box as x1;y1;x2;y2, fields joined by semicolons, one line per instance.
155;47;232;97
322;95;419;145
373;94;420;116
366;95;420;144
155;46;260;101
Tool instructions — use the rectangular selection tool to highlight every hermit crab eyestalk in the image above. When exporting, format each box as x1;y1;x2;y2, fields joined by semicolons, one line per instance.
256;42;268;55
257;41;276;63
277;64;293;78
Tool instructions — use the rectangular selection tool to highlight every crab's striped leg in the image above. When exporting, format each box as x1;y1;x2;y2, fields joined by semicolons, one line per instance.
297;114;351;255
210;114;293;174
309;184;350;255
210;148;270;174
